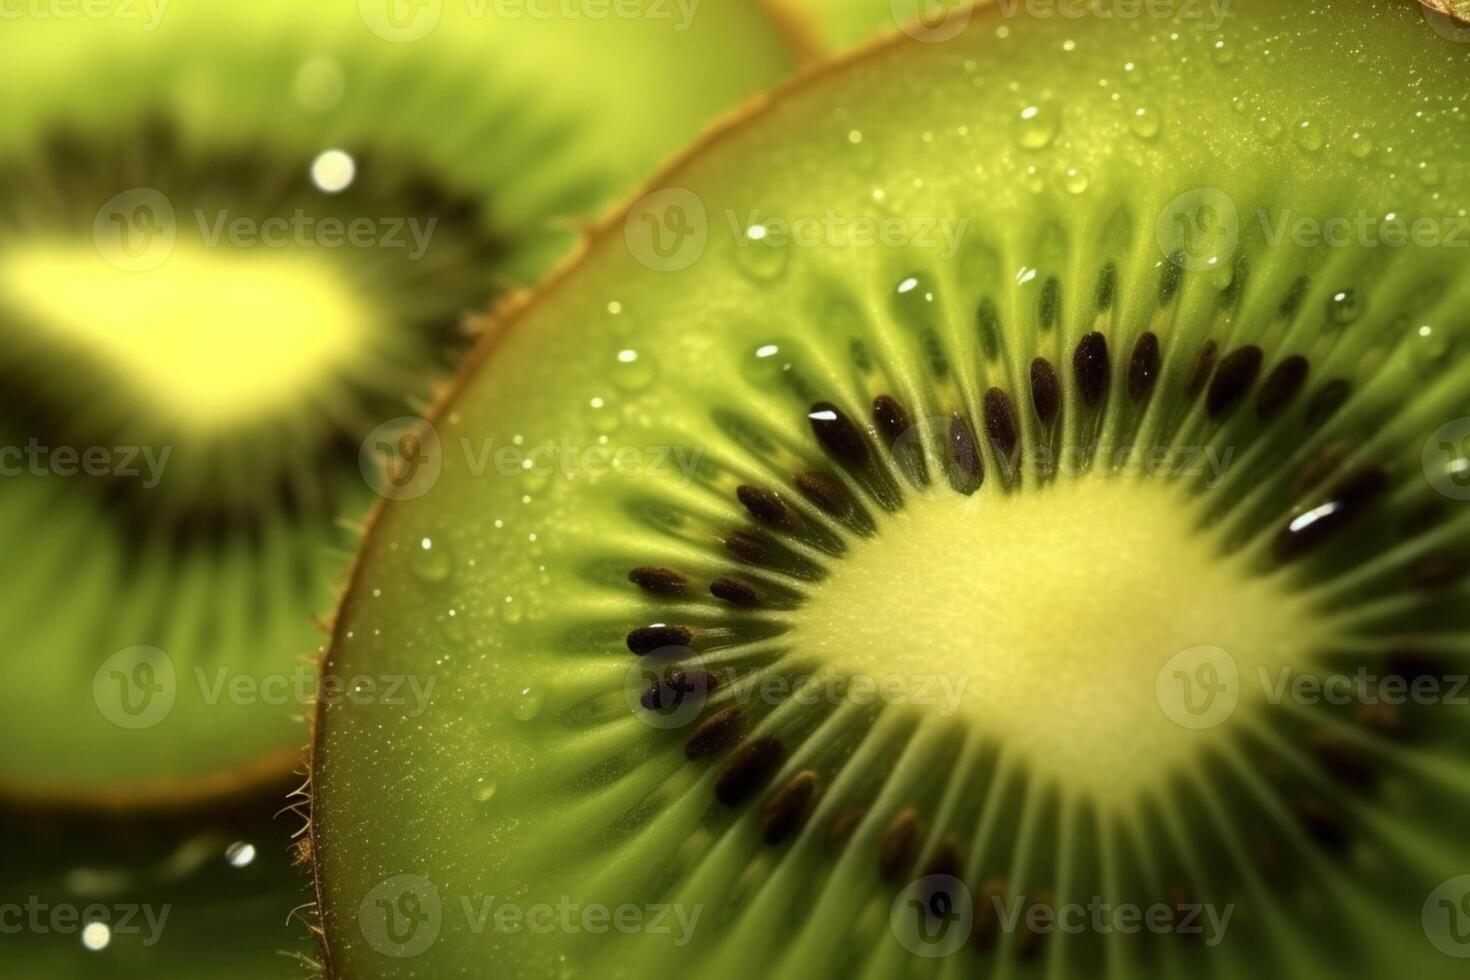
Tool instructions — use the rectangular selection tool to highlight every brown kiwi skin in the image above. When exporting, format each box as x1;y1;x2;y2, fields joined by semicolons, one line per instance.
306;17;976;975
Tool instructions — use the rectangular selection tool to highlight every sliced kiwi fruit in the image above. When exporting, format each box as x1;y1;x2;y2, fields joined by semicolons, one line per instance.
0;796;310;977
313;1;1470;976
0;2;799;807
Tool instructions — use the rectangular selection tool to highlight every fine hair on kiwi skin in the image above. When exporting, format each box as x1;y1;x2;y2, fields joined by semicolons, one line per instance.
310;2;1470;978
0;1;803;812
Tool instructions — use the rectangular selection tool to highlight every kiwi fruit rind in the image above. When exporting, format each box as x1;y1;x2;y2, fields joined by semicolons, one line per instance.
0;2;799;807
313;1;1470;976
783;0;975;49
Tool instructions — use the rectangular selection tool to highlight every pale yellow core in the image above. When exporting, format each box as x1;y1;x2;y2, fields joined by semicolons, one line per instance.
798;477;1325;805
0;243;370;429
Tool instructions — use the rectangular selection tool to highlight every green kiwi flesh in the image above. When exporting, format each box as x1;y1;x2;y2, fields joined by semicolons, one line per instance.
314;2;1470;977
0;1;798;806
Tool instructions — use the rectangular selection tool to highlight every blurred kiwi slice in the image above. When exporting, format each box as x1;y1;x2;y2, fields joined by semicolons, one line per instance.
0;796;309;977
0;2;799;808
311;1;1470;976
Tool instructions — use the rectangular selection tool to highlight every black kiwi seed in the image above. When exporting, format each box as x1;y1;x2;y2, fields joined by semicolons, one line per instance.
1127;332;1161;403
725;530;770;566
794;471;852;519
1073;331;1111;408
1029;357;1060;427
629;566;691;596
1206;345;1265;418
761;770;818;845
641;669;719;712
627;624;696;655
737;485;793;528
1274;466;1389;561
685;706;746;761
921;835;965;881
1256;354;1310;420
710;577;763;607
1185;339;1219;397
873;394;927;485
947;415;985;496
872;394;911;443
877;806;923;881
714;737;785;806
1297;798;1351;853
983;388;1021;471
808;402;872;469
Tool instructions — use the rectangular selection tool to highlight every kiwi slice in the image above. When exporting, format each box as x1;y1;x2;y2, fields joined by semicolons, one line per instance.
313;2;1470;976
0;2;799;807
0;798;309;977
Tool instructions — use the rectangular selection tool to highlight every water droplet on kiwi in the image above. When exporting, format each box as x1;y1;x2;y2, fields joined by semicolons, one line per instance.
1294;119;1324;153
1063;168;1090;195
582;395;619;434
1256;114;1285;144
741;339;798;388
734;224;791;282
410;536;451;583
1129;104;1162;140
1416;161;1442;186
1412;324;1453;366
1325;290;1363;327
612;348;656;391
889;274;938;332
1210;39;1235;65
1015;102;1059;149
511;686;544;721
1347;131;1375;159
1121;60;1144;84
473;779;499;804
